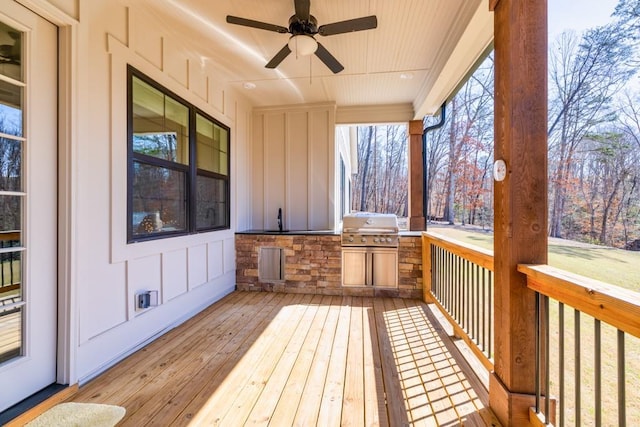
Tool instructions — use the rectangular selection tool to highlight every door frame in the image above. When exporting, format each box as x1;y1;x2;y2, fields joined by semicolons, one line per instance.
15;0;79;386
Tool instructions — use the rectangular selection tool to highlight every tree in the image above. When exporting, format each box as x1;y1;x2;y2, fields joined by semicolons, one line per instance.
548;24;636;238
429;54;494;226
614;0;640;39
351;124;408;216
578;133;632;244
354;126;374;212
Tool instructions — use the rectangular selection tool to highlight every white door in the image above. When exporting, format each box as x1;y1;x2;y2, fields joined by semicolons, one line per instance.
0;0;58;412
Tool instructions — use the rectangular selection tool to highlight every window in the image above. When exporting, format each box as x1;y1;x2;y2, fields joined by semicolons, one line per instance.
128;66;230;242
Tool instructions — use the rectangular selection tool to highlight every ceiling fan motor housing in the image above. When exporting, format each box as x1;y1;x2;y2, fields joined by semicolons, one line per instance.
289;15;318;35
226;0;377;73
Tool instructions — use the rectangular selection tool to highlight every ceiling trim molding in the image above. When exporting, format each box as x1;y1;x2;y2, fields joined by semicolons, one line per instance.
253;101;337;114
16;0;79;24
336;104;414;125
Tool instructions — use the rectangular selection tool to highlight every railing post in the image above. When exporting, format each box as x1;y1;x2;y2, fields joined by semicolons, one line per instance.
421;233;433;303
490;0;548;425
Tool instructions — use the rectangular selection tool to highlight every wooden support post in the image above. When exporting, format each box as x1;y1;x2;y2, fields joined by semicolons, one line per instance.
408;120;425;231
490;0;548;425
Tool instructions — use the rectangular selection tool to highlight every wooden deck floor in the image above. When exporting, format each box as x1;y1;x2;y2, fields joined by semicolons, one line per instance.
68;292;498;426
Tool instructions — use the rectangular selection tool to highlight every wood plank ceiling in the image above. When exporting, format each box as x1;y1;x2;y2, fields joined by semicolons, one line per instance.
139;0;492;118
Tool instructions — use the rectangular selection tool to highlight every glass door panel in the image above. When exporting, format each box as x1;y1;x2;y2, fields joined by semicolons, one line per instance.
0;1;57;411
0;19;25;367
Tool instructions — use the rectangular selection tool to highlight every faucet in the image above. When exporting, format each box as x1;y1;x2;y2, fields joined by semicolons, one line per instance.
277;208;283;232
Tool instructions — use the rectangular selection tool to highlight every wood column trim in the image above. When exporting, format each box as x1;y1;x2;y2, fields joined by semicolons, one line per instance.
489;374;536;427
408;120;425;231
489;0;500;12
491;0;547;425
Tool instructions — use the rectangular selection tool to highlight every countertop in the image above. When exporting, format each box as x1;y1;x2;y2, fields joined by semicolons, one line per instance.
235;229;422;237
236;229;340;235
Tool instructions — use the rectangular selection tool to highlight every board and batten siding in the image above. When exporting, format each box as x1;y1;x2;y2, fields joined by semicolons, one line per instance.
64;0;252;383
252;104;337;232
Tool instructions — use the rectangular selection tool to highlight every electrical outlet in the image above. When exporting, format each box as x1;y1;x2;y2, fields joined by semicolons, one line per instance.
137;293;150;309
135;291;159;310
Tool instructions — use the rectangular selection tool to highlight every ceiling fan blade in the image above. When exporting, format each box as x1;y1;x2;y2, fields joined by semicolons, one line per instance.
294;0;311;21
226;16;289;33
318;15;378;36
265;44;292;69
315;42;344;74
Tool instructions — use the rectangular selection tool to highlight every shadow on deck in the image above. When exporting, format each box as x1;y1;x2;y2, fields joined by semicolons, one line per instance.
64;291;500;426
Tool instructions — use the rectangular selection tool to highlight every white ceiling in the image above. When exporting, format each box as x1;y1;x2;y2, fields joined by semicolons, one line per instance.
140;0;493;120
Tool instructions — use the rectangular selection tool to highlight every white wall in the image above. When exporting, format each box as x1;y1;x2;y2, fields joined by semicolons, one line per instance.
36;0;253;383
251;104;337;231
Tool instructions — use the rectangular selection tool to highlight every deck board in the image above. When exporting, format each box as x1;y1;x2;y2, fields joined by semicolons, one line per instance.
267;294;332;427
113;291;269;425
341;296;365;427
67;291;498;426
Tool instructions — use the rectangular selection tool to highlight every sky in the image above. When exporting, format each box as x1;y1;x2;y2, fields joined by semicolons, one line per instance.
548;0;619;38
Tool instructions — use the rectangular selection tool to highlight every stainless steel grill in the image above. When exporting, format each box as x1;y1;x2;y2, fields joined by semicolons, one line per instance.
341;213;399;247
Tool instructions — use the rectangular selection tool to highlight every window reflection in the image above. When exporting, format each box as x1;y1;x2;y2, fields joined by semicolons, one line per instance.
196;175;227;230
0;195;21;233
0;249;21;295
0;307;22;364
0;20;22;367
0;21;21;81
131;162;187;237
132;77;188;164
128;66;231;241
0;82;22;138
0;137;21;191
196;114;228;176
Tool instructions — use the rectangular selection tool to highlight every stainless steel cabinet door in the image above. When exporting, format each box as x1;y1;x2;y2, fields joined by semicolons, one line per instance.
342;248;369;286
372;249;398;288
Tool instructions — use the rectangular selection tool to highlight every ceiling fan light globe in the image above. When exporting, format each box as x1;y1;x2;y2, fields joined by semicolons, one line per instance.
288;35;318;56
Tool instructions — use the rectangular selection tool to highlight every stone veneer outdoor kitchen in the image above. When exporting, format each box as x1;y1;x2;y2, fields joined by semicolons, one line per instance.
235;233;422;298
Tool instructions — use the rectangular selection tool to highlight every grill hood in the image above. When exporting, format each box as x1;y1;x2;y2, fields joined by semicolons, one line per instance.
341;213;399;233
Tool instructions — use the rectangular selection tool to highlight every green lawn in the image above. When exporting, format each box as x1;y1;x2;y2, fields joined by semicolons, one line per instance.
425;224;640;292
425;224;640;424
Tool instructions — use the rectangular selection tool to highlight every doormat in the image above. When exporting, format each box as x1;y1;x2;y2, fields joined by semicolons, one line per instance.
25;402;125;427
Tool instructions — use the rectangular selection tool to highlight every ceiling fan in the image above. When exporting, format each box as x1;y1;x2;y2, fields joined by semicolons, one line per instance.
226;0;377;74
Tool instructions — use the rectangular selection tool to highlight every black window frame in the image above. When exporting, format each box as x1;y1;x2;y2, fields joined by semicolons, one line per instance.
127;66;230;243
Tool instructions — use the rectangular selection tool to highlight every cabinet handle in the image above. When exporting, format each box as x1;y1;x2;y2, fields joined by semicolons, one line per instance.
366;251;373;286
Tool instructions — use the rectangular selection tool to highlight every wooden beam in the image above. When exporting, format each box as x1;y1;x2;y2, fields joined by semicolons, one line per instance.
490;0;548;425
408;120;425;231
423;232;494;271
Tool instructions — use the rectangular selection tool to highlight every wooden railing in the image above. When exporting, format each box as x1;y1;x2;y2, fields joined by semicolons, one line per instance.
519;264;640;427
422;231;640;426
422;232;494;371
